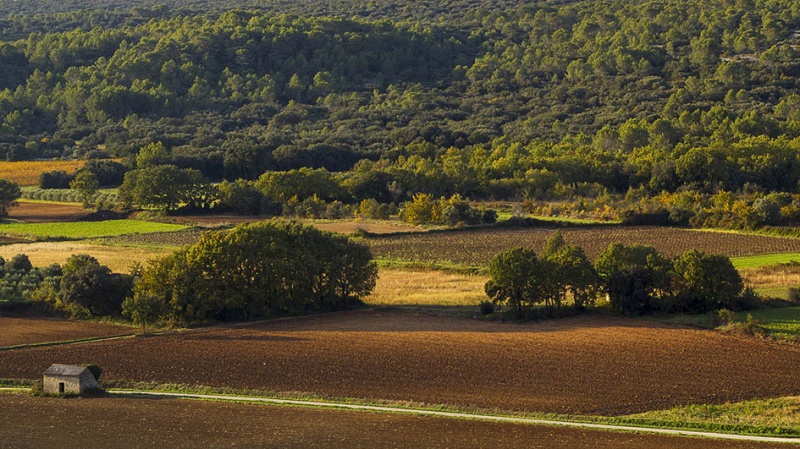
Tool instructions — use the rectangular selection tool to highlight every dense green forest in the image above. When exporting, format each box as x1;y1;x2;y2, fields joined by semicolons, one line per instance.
5;0;800;228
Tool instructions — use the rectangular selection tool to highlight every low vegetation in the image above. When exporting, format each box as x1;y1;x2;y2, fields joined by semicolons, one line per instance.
0;220;188;240
623;396;800;436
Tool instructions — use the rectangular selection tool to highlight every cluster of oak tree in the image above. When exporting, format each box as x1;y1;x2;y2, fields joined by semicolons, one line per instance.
485;232;754;317
0;221;377;328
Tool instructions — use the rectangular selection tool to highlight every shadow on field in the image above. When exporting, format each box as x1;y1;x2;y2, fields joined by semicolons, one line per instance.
237;309;680;334
184;334;306;342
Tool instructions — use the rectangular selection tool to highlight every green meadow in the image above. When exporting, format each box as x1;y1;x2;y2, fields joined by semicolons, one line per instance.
0;220;188;239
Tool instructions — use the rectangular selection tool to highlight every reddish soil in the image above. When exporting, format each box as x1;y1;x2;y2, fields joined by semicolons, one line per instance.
1;311;799;415
0;317;132;347
8;202;90;223
0;394;787;449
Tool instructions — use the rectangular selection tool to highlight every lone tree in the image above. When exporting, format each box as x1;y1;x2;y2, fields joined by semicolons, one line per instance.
0;179;21;218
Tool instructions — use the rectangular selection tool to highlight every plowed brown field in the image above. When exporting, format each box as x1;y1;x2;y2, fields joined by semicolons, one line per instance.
2;311;799;415
8;201;90;223
0;317;132;348
0;394;787;449
367;226;800;265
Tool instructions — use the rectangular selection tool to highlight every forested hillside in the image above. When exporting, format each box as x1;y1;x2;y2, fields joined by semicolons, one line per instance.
4;0;800;216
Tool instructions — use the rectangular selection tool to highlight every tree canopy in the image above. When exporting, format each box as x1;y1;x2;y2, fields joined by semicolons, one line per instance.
134;220;377;325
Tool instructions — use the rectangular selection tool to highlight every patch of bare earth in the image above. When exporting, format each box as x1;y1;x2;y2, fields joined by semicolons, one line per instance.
8;201;91;223
0;394;786;449
0;317;132;347
1;311;799;415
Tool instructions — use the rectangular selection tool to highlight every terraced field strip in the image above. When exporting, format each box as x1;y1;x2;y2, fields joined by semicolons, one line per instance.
108;390;800;445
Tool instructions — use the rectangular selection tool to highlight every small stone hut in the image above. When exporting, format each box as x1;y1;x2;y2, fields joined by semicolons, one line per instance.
42;364;98;395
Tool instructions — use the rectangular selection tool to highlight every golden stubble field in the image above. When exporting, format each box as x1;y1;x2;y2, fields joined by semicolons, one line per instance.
2;310;799;416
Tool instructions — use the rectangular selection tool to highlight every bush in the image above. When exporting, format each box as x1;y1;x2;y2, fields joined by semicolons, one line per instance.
788;287;800;303
709;308;736;327
39;170;74;189
478;300;495;315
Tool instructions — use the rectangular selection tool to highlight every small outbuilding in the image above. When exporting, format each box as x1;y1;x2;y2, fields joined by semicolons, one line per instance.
42;364;98;395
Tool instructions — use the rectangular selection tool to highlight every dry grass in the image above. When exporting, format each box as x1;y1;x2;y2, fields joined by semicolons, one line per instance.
366;269;489;306
740;264;800;289
0;242;171;273
0;160;85;186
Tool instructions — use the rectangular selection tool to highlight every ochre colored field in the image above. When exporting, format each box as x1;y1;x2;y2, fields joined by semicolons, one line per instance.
2;311;799;415
0;395;787;449
366;269;488;306
0;317;132;347
0;160;85;186
8;201;90;223
0;242;171;273
367;226;800;266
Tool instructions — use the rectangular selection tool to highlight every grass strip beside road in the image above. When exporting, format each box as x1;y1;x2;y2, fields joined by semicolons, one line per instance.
107;389;800;444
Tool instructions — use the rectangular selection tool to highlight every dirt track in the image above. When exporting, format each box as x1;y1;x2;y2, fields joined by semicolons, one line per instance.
1;311;799;415
0;394;790;449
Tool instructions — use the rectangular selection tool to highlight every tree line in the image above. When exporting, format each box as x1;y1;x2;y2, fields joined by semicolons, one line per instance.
485;232;756;318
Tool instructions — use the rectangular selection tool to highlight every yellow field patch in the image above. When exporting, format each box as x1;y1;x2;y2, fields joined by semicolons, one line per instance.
0;242;171;273
366;268;489;306
0;160;86;186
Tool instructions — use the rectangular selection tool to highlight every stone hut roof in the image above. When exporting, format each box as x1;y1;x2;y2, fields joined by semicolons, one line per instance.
43;364;90;377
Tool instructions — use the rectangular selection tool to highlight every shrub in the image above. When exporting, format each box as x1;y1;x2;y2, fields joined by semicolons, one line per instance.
788;287;800;303
478;300;495;315
39;170;73;189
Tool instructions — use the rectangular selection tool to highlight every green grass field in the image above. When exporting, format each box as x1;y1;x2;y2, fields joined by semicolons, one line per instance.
0;220;188;239
731;252;800;269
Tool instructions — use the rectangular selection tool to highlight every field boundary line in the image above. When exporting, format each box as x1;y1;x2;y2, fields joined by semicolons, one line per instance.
0;334;135;352
109;390;800;444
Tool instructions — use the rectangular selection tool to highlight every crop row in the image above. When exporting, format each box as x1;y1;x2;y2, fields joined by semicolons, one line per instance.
365;226;800;266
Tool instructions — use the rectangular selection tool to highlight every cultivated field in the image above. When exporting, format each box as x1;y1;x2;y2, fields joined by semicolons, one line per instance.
0;160;85;186
0;317;131;348
1;311;799;416
367;226;800;266
8;201;90;223
0;394;785;449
